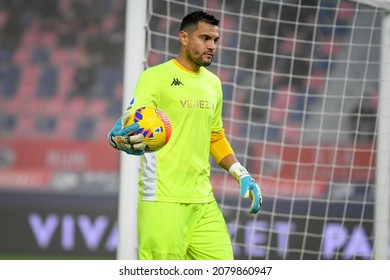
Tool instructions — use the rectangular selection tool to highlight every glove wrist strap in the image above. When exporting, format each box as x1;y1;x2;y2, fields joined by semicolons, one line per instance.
229;162;249;182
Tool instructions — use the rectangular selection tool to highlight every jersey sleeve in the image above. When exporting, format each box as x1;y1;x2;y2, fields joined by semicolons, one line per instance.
210;129;234;163
125;68;161;114
211;78;224;132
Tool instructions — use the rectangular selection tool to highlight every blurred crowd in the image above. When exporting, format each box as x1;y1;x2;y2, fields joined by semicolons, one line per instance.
0;0;125;140
0;0;377;145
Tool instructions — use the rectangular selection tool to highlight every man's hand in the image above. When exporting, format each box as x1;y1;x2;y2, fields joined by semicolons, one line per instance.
229;162;262;214
108;112;146;155
239;175;262;214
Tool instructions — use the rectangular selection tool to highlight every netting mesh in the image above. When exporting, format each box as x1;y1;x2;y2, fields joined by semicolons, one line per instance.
146;0;386;259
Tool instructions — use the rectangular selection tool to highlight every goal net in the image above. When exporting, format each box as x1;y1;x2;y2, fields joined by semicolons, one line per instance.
132;0;390;259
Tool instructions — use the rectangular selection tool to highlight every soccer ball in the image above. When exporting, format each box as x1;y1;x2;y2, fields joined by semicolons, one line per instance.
126;107;172;152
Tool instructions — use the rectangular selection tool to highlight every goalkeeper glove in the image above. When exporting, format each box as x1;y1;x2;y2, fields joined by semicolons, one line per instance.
229;162;262;214
108;112;146;155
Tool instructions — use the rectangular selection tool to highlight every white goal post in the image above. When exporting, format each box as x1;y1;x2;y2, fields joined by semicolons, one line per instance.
376;10;390;260
118;0;390;260
117;0;146;260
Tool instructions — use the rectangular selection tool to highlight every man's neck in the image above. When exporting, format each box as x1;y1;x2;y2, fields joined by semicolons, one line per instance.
175;54;200;73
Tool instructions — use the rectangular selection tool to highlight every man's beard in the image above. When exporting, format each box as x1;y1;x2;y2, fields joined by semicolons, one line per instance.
188;49;213;67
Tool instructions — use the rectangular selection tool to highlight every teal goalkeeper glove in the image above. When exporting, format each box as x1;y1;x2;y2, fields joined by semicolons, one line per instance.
229;163;262;214
108;112;146;155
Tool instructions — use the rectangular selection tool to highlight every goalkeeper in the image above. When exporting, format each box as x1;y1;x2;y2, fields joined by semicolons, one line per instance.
109;10;262;260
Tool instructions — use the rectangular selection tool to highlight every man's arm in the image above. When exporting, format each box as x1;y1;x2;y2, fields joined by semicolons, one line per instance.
210;130;262;214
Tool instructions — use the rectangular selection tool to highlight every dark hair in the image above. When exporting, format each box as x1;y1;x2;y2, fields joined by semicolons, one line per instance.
179;10;219;31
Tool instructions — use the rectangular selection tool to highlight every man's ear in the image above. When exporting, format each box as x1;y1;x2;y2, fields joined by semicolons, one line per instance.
179;30;188;46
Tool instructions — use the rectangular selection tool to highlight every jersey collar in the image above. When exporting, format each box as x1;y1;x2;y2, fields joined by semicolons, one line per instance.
173;59;202;75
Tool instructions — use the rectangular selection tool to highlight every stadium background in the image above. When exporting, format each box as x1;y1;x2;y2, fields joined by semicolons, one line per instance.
0;0;384;259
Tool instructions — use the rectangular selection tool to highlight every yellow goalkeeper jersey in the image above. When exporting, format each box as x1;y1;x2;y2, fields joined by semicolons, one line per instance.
126;59;223;203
